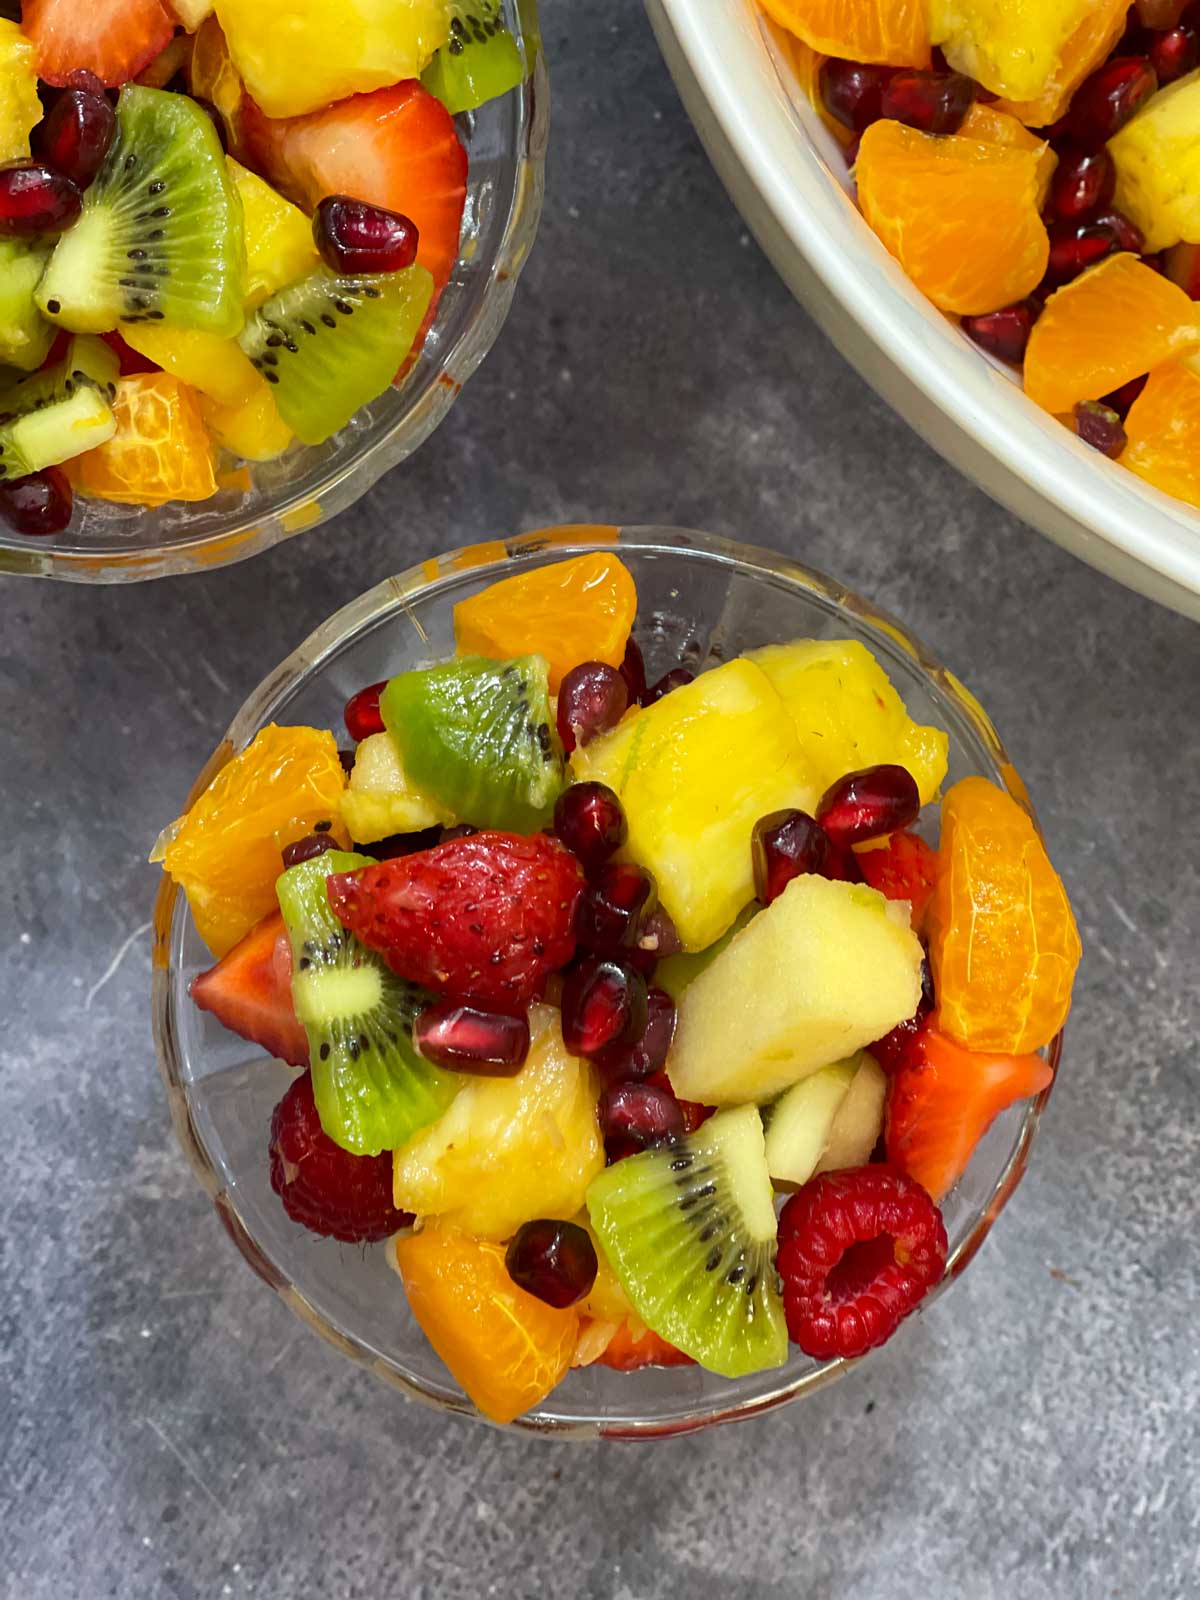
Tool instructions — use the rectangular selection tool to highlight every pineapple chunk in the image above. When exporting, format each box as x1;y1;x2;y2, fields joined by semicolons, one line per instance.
571;660;819;952
340;731;453;843
747;639;948;805
228;159;321;310
0;20;41;166
668;877;924;1106
1110;70;1200;253
930;0;1096;101
392;1005;603;1239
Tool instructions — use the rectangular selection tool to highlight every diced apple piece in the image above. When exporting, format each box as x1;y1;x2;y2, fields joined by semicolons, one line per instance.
763;1059;857;1189
668;876;924;1106
1110;69;1200;252
814;1053;888;1174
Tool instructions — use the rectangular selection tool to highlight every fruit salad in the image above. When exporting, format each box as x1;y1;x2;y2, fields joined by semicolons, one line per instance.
155;551;1081;1424
0;1;527;539
762;0;1200;510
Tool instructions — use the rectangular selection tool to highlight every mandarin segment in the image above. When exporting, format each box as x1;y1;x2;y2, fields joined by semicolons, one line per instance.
760;0;930;67
1119;358;1200;506
70;373;218;506
957;102;1057;200
928;776;1081;1056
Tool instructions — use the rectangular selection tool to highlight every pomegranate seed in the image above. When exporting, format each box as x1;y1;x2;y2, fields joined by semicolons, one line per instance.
0;467;73;536
817;764;920;848
343;680;388;742
63;70;108;95
413;1001;531;1074
960;300;1039;364
561;956;648;1058
619;636;647;705
869;960;934;1073
553;782;627;869
313;195;420;276
1101;373;1148;417
505;1219;597;1307
629;904;683;972
818;58;896;133
1150;19;1200;82
598;1080;684;1154
1049;147;1116;221
1135;0;1187;25
1089;208;1145;254
1073;400;1127;458
1044;219;1120;285
594;986;677;1082
556;661;628;754
0;162;82;235
645;667;693;704
438;822;478;843
821;844;865;884
752;809;830;905
576;860;657;953
281;831;338;868
32;86;116;188
879;69;975;134
1066;58;1157;147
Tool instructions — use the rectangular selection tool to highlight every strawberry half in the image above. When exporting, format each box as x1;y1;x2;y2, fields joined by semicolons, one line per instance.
326;831;583;1011
22;0;175;88
242;81;468;293
857;830;938;930
885;1023;1053;1200
189;909;308;1068
594;1321;694;1372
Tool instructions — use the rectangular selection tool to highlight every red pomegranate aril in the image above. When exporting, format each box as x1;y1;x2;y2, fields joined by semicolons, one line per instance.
752;808;830;905
1101;373;1148;417
819;57;895;133
505;1219;597;1308
599;1080;685;1153
1135;0;1187;25
960;300;1038;364
1073;400;1127;458
281;830;338;868
817;764;921;848
576;860;657;953
645;667;693;704
556;661;628;754
1149;20;1200;82
413;1001;530;1075
630;904;683;971
343;680;388;742
313;195;420;275
1066;58;1157;147
32;86;116;188
593;986;677;1082
1049;146;1116;221
561;956;648;1058
620;636;647;705
868;961;934;1073
0;467;73;536
1044;219;1120;285
880;69;975;134
553;781;627;870
0;163;82;235
1089;208;1145;254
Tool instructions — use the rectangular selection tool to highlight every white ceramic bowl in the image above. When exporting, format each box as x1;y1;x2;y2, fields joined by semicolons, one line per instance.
646;0;1200;621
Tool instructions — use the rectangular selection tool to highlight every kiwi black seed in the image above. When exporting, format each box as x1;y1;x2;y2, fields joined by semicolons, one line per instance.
421;0;526;116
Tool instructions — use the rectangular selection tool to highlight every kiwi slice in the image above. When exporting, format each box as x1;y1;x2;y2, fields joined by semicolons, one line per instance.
237;263;434;447
0;385;116;482
276;851;461;1157
0;238;54;373
0;335;119;420
381;654;567;834
36;85;245;338
586;1104;788;1378
421;0;526;115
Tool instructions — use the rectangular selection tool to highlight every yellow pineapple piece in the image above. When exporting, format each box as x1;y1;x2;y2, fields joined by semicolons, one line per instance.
340;731;453;842
930;0;1098;102
746;639;948;806
392;1005;603;1239
198;380;293;462
0;20;41;165
571;660;820;952
228;159;321;310
120;325;260;407
1109;70;1200;253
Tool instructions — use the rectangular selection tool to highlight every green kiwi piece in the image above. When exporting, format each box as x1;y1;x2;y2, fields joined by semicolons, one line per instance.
276;851;461;1157
421;0;526;115
36;85;245;338
586;1104;788;1378
0;335;119;421
0;238;55;372
237;264;433;447
381;654;566;835
0;385;116;482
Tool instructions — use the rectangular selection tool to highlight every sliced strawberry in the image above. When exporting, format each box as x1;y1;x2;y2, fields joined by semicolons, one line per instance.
22;0;175;88
885;1023;1053;1200
594;1321;694;1372
857;830;937;930
190;909;308;1068
242;82;468;293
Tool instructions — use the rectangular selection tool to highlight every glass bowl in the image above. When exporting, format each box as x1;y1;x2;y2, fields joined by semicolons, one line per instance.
0;3;548;585
152;525;1063;1438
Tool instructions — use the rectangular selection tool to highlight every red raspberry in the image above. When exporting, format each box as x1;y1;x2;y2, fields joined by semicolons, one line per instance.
326;831;584;1009
776;1166;947;1360
269;1073;413;1243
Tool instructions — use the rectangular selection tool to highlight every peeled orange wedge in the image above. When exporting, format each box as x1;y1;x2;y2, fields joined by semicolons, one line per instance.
956;102;1057;201
759;0;930;67
1120;359;1200;508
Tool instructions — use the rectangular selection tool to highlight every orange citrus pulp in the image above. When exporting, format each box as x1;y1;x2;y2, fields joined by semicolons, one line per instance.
759;0;930;67
70;373;217;507
1120;358;1200;508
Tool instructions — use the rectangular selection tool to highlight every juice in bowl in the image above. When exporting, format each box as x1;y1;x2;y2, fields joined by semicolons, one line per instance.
151;527;1080;1435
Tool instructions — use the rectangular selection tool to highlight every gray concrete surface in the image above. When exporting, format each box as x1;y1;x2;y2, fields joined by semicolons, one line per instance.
3;3;1199;1597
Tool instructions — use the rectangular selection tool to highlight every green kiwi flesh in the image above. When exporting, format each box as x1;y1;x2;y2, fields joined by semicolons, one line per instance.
36;85;245;338
0;335;119;421
0;384;116;481
237;264;433;446
586;1104;788;1378
422;0;525;115
0;238;54;372
276;851;460;1157
381;654;566;834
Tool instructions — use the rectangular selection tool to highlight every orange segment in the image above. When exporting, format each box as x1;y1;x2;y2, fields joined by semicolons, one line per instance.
856;121;1049;316
1024;254;1200;415
1120;359;1200;507
70;373;217;507
993;0;1131;127
957;102;1057;201
162;724;351;957
453;552;637;693
759;0;930;67
928;776;1081;1056
391;1226;578;1424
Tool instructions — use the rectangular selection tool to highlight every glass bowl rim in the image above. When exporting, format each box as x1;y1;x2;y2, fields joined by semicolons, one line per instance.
152;523;1063;1438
